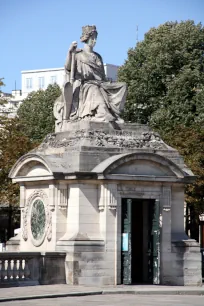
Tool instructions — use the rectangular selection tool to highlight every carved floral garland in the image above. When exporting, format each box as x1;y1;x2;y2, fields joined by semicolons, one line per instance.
40;130;166;150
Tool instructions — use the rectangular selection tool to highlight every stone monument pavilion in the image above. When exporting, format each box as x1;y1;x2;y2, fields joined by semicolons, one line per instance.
9;25;202;286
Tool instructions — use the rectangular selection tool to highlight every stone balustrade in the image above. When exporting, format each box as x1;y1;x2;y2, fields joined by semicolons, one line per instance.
0;252;66;287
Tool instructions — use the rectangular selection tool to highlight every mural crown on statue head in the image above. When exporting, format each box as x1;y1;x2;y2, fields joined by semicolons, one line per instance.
80;25;98;42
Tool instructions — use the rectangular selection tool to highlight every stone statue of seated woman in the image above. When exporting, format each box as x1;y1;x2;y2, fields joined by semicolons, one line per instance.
53;25;127;130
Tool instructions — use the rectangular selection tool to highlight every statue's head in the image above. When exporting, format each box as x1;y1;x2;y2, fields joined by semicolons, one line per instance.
80;25;98;48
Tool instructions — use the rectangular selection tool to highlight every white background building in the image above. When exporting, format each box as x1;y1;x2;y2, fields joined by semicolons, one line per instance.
0;90;22;118
21;68;65;97
21;64;119;96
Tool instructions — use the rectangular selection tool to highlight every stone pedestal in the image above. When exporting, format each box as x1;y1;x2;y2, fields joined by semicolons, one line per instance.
8;122;201;286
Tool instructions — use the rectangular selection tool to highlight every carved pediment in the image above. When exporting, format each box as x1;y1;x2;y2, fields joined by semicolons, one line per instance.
18;161;51;177
92;152;187;181
9;154;54;182
110;160;174;177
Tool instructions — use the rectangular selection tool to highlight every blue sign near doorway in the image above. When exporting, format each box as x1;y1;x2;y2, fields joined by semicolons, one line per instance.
122;233;128;251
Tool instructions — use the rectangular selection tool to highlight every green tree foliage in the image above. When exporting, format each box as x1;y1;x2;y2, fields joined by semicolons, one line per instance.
163;124;204;239
118;20;204;238
0;78;7;106
0;116;36;241
163;124;204;210
0;117;36;206
17;84;61;142
118;20;204;130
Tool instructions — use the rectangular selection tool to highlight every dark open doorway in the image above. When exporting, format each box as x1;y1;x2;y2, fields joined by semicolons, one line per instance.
121;198;160;285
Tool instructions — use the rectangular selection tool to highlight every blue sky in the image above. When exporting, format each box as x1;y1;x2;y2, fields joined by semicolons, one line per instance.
1;0;204;92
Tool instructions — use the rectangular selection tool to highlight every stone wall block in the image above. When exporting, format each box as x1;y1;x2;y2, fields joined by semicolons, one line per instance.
65;260;80;285
28;256;40;281
39;253;66;285
170;240;202;286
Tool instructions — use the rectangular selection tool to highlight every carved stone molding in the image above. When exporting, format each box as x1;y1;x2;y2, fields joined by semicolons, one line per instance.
108;184;117;210
20;185;26;209
98;184;118;211
118;185;144;192
98;184;106;211
162;186;171;209
22;190;52;246
49;184;56;211
118;185;161;199
59;185;68;210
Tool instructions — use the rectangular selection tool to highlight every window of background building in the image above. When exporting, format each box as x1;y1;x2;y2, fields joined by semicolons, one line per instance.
38;77;44;89
50;76;57;84
26;78;32;89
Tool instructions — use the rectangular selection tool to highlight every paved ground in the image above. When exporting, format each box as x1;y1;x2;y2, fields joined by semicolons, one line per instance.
1;295;204;306
1;284;204;299
1;284;204;303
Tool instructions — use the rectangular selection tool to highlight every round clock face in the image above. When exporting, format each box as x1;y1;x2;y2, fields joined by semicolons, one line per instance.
30;199;46;241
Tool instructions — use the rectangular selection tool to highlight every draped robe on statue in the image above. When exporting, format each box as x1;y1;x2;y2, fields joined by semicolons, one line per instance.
69;50;127;121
